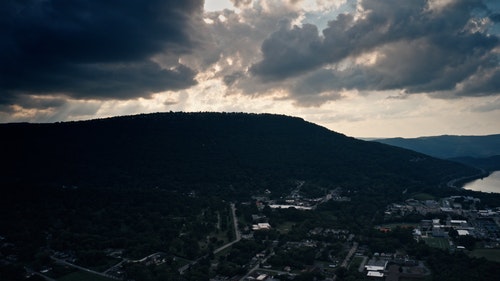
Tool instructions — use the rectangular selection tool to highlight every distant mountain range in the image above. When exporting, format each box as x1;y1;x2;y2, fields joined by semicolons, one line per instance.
0;112;481;195
372;134;500;171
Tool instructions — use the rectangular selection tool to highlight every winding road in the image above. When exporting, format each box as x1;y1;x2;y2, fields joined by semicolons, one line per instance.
214;203;241;254
179;202;241;273
446;169;488;188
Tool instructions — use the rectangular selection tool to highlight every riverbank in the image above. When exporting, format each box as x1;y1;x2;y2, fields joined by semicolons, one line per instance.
463;171;500;193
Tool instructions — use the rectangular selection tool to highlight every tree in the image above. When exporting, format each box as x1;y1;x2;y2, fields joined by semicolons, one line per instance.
456;235;476;250
336;267;347;280
263;205;272;217
449;229;458;239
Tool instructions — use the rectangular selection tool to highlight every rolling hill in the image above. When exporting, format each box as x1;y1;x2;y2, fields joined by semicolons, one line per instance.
0;112;480;194
373;134;500;171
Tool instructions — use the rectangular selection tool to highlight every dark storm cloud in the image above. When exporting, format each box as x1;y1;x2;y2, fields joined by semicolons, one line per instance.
19;96;67;110
0;93;68;114
0;0;203;109
3;62;197;100
250;23;323;80
249;0;499;102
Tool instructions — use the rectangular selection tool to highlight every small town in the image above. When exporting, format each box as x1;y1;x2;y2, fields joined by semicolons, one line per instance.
2;0;500;279
385;195;500;250
3;182;499;281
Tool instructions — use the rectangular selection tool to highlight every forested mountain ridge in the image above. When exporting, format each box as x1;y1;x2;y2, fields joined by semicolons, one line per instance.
1;112;497;281
373;134;500;159
1;112;479;196
373;134;500;171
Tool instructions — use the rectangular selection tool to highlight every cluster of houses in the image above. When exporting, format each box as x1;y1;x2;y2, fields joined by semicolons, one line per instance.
363;253;427;279
250;213;272;232
308;227;350;239
385;196;500;218
410;216;500;250
386;195;500;242
253;187;350;214
413;218;472;240
252;223;272;231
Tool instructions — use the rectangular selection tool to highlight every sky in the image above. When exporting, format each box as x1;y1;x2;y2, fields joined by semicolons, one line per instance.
1;0;499;138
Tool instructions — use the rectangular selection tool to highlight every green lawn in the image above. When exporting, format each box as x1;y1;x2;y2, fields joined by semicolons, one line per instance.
411;193;436;201
470;249;500;263
422;237;450;250
57;270;114;281
377;223;418;230
275;221;295;234
348;256;364;271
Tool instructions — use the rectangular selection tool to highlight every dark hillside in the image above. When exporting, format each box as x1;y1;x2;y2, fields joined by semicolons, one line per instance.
374;134;500;159
450;155;500;172
1;112;479;195
373;134;500;172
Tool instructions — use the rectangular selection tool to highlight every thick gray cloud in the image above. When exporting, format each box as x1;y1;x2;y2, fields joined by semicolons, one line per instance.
2;0;499;119
0;0;203;110
230;0;253;8
250;23;323;80
182;2;301;94
248;0;499;103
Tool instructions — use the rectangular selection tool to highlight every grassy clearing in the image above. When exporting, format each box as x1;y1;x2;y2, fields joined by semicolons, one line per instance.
470;249;500;263
422;237;450;250
377;223;418;230
276;221;295;234
57;270;114;281
348;256;364;271
411;193;436;201
213;246;233;259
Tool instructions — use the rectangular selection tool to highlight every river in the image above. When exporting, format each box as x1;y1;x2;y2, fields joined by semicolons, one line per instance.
463;171;500;193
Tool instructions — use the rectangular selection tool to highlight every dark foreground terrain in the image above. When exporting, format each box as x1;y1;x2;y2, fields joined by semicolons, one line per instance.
1;112;499;281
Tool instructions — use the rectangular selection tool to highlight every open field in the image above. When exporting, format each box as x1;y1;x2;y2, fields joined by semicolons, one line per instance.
377;223;418;230
276;221;295;234
411;193;436;201
348;256;364;271
470;249;500;263
422;237;449;250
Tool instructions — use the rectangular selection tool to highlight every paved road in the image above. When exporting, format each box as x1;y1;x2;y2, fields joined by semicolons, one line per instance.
103;259;127;275
51;256;119;279
180;203;241;273
447;169;488;188
358;256;368;272
332;242;359;281
178;256;202;274
238;253;273;281
34;272;58;281
341;242;358;268
214;203;241;254
232;203;241;241
239;262;260;281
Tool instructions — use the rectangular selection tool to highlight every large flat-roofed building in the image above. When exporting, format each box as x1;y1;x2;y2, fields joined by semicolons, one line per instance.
365;259;388;277
367;271;384;278
252;223;271;231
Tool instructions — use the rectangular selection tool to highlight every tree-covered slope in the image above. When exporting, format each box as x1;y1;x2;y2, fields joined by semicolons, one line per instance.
449;156;500;172
1;112;479;194
374;134;500;159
